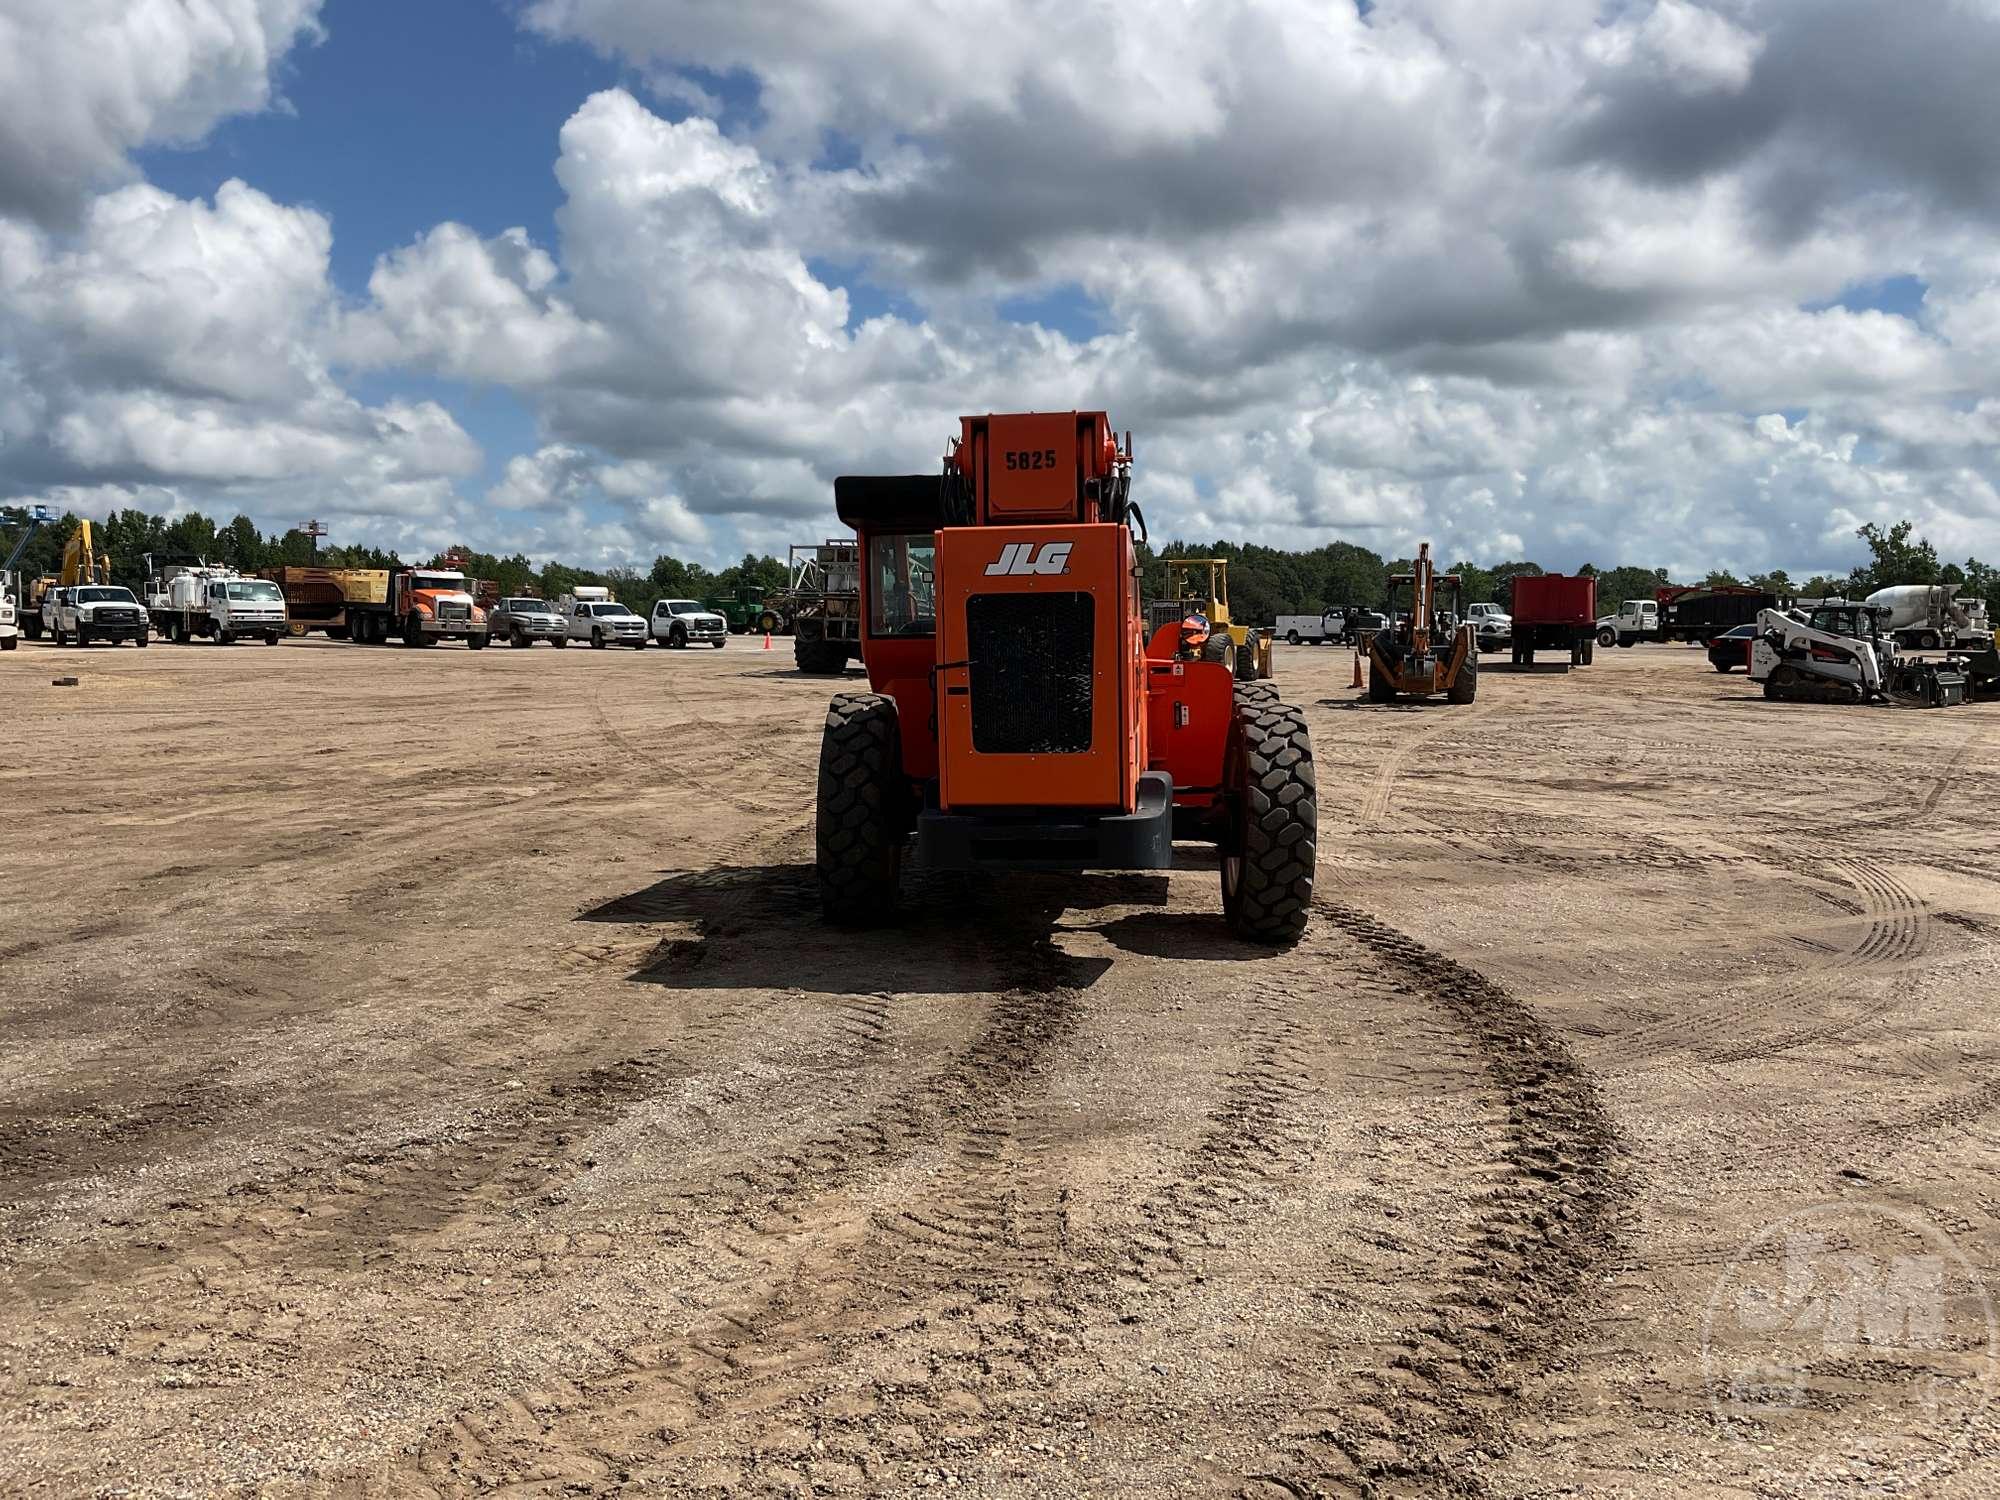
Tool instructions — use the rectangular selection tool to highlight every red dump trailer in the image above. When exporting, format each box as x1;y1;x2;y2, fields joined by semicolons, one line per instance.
1511;574;1598;666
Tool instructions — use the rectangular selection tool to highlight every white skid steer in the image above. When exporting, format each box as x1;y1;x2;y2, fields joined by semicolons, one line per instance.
1750;603;1966;707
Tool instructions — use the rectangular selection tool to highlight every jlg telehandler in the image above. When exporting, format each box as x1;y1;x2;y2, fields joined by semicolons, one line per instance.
815;412;1317;943
1365;543;1478;704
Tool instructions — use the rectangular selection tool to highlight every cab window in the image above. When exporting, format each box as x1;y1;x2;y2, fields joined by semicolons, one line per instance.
869;534;936;637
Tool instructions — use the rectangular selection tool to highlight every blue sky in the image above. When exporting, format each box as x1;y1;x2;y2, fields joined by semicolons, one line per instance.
128;0;1105;539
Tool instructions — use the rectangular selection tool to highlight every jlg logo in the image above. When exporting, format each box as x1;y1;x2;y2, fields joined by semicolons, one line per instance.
984;542;1072;577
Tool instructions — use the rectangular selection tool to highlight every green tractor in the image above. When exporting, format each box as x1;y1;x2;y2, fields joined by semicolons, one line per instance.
702;587;788;636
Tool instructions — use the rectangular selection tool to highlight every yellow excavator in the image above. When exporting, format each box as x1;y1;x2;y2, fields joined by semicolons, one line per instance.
61;520;113;588
1147;557;1274;680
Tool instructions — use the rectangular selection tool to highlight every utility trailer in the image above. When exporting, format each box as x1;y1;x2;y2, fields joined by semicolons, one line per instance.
1510;574;1597;666
786;539;863;675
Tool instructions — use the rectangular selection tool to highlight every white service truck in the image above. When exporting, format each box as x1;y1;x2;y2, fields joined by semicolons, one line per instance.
145;556;289;644
0;571;19;650
1275;611;1342;645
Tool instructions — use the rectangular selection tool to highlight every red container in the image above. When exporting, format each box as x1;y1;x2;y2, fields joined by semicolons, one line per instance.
1510;573;1597;626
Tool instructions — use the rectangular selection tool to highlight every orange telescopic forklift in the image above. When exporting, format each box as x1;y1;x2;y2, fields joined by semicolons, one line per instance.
815;411;1317;943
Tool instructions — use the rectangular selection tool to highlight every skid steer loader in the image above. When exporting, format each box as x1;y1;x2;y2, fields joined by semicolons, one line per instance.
1750;602;1967;706
1364;544;1477;704
814;412;1317;944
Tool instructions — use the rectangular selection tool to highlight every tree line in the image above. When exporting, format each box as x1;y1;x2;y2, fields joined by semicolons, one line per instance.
5;503;1992;625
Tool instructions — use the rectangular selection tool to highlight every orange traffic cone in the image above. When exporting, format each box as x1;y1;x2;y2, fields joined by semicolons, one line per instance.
1351;651;1364;689
763;630;772;650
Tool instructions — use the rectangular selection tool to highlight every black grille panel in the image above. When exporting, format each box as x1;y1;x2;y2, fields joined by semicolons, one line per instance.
967;592;1094;754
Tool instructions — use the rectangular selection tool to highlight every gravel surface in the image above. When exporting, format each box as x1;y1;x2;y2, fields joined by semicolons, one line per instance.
1;636;1996;1497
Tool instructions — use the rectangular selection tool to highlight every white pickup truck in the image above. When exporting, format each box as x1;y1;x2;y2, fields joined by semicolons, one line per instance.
0;572;19;651
53;584;151;647
565;597;650;649
650;598;729;648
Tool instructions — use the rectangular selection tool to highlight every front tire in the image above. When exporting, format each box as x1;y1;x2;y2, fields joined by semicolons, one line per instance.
591;629;606;649
554;634;568;648
670;626;688;650
467;633;487;650
1221;701;1316;945
265;632;279;646
1286;630;1300;646
816;692;905;925
712;637;727;649
136;631;149;649
1597;627;1616;648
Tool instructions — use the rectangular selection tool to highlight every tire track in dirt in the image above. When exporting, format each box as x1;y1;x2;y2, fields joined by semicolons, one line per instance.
1579;855;1931;1078
399;927;1092;1495
1240;903;1626;1499
1353;699;1492;829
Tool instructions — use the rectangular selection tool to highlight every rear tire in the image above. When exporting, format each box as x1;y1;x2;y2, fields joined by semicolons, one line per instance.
795;635;849;675
1221;701;1316;945
1367;656;1398;703
1580;636;1595;665
816;692;905;924
1235;681;1280;710
1201;634;1237;675
1447;648;1478;703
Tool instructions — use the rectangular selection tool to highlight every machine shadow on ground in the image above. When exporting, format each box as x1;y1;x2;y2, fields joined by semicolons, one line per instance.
577;864;1192;994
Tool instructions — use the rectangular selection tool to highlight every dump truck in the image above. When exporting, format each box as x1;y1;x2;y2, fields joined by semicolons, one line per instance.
1658;585;1779;642
813;411;1316;943
1365;544;1478;703
1510;574;1597;666
342;566;489;647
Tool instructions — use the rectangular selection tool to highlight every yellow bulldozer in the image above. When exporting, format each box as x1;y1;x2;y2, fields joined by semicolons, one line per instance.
1146;557;1274;680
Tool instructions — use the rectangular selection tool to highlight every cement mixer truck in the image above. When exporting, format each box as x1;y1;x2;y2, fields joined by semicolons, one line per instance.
1864;584;1992;652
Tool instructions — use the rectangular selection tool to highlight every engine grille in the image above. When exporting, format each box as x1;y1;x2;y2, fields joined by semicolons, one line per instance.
966;591;1095;755
437;601;470;621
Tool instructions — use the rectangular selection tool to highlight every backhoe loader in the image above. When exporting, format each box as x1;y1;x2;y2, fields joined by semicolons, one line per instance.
1365;543;1477;703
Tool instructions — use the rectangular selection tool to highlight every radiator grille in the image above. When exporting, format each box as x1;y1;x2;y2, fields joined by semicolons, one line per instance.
967;592;1094;754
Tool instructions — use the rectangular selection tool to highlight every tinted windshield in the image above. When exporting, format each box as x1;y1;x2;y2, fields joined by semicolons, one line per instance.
668;601;704;615
591;603;633;616
413;575;464;591
76;587;136;604
508;598;552;612
225;581;282;601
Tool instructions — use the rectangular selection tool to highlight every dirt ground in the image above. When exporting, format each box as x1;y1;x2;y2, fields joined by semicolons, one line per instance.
3;633;1997;1499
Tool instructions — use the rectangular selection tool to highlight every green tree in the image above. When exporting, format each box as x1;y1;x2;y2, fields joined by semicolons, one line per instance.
1850;520;1940;593
1702;568;1743;588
